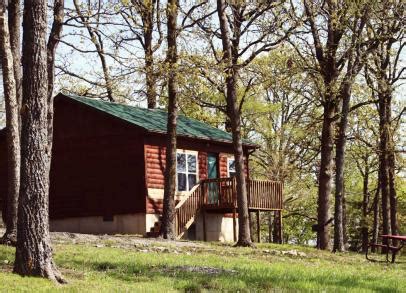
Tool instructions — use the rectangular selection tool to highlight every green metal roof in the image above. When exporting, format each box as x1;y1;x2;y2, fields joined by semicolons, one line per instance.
62;94;256;147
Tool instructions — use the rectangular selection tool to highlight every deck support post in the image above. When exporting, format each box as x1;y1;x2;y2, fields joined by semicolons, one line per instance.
233;207;237;242
279;210;283;244
202;207;207;242
249;211;253;242
256;210;261;243
268;211;273;243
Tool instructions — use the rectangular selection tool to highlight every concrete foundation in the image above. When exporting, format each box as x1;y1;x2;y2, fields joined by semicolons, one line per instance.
194;213;238;242
50;213;149;235
50;212;237;242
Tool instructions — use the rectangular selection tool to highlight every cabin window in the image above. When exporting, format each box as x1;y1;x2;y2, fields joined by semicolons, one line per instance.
176;151;198;191
227;158;236;177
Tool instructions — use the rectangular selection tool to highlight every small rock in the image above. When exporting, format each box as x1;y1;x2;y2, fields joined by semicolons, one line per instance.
95;244;104;248
282;250;300;256
139;249;149;253
3;260;9;264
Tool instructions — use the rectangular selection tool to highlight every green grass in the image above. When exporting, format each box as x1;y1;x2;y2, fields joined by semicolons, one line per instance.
0;241;405;292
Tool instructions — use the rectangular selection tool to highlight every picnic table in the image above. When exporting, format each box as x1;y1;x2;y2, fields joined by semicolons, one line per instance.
366;234;406;263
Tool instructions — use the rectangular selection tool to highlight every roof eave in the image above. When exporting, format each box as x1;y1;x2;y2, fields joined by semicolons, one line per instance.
146;129;259;149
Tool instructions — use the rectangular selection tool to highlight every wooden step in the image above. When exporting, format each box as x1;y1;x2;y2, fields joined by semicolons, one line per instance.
146;231;160;238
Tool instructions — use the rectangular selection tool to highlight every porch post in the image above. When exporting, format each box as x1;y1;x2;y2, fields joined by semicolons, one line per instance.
202;207;207;242
256;210;261;243
233;207;237;242
279;210;283;244
249;211;253;242
268;211;273;243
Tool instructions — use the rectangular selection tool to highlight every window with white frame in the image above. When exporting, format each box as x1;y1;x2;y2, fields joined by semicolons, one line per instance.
227;157;236;177
176;151;198;191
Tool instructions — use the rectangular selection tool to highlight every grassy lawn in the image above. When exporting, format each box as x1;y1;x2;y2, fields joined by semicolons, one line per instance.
0;240;405;292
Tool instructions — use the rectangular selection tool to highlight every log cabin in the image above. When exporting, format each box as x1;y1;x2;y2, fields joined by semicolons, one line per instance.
0;93;283;242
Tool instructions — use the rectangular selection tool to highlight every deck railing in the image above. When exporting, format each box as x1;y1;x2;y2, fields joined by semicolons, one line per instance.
247;179;283;210
202;177;237;207
201;177;283;210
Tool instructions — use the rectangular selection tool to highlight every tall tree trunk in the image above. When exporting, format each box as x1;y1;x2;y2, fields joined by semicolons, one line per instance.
317;101;335;250
378;92;391;247
145;41;156;109
0;1;20;246
387;102;398;245
361;160;370;253
47;0;64;152
8;0;23;106
371;183;380;253
272;211;282;243
160;0;178;240
142;1;157;109
8;0;22;107
333;85;351;252
217;0;252;247
14;0;64;283
388;151;398;234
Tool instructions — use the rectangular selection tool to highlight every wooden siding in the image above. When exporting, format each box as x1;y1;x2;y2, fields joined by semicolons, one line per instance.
145;145;166;189
219;153;248;178
145;145;209;190
49;97;147;219
198;152;208;180
219;154;228;178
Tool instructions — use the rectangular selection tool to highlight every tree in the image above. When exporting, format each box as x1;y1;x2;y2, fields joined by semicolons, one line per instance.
13;0;65;283
120;0;164;108
365;1;405;246
8;0;22;105
159;0;212;239
331;2;382;252
160;0;178;240
0;0;20;246
293;0;379;250
216;0;253;246
182;0;294;246
47;0;64;153
72;0;115;102
348;104;379;252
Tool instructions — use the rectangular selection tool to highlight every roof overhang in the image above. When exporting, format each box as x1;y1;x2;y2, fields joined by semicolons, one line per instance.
56;92;260;150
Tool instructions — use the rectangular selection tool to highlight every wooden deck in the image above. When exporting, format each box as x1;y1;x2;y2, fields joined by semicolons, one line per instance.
175;177;283;239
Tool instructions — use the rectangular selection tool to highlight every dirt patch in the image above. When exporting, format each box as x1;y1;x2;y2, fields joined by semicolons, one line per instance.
161;265;238;275
50;231;206;250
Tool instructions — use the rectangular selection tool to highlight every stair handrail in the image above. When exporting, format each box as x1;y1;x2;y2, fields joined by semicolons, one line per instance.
175;182;201;210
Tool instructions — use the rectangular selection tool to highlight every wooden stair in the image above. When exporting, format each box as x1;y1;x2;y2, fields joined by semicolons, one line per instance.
145;183;204;239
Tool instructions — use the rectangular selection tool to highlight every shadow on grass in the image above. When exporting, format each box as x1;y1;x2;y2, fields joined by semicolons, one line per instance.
62;257;401;292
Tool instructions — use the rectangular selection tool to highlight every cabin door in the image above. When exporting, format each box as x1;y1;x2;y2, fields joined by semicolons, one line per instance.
207;153;218;203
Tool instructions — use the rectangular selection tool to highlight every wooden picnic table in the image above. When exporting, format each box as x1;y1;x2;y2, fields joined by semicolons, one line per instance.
366;234;406;263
